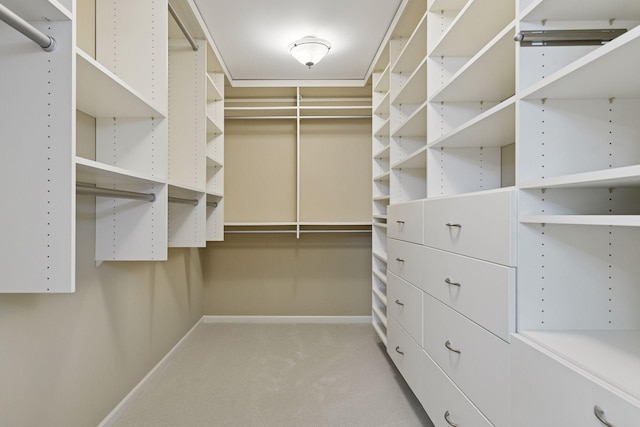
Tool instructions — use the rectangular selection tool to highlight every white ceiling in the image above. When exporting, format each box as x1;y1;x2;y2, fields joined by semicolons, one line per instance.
192;0;404;86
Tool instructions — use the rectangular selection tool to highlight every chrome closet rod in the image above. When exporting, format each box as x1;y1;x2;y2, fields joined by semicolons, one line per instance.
168;1;198;51
0;4;56;51
76;183;156;202
515;29;626;46
168;196;199;206
207;201;218;208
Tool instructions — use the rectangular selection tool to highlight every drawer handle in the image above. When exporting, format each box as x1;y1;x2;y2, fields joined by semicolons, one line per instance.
395;346;404;355
444;278;461;287
445;340;461;354
446;223;462;228
396;257;405;263
594;406;615;427
396;220;405;224
395;299;404;306
444;411;459;427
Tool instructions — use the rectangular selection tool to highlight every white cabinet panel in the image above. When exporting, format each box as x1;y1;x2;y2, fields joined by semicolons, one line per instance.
422;246;515;342
387;273;423;345
387;316;423;399
421;350;493;427
511;335;640;427
388;201;424;244
387;239;427;288
423;188;516;266
423;294;509;427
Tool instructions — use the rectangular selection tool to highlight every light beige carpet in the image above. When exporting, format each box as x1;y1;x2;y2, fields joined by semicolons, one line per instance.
109;322;433;427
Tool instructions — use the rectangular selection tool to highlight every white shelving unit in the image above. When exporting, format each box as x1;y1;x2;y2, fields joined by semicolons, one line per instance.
513;1;640;425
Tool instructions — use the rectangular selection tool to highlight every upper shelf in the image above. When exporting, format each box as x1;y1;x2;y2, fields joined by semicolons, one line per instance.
75;157;163;186
206;73;223;102
2;0;71;21
519;165;640;189
392;12;427;74
521;0;640;22
520;26;640;99
391;101;427;137
428;0;468;12
520;215;640;227
392;58;427;105
76;49;166;118
374;64;391;93
429;22;515;103
430;0;514;57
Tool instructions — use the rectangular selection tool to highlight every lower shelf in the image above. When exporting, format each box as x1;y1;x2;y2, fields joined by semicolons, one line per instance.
521;329;640;403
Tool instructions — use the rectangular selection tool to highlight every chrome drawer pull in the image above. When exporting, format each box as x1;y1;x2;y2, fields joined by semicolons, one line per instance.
444;411;459;427
445;340;461;354
395;299;404;306
444;278;461;287
395;346;404;355
396;220;405;224
446;223;462;228
594;406;615;427
396;257;405;262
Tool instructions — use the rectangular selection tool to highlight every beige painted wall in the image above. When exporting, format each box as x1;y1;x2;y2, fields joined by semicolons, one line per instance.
203;233;372;315
0;196;204;427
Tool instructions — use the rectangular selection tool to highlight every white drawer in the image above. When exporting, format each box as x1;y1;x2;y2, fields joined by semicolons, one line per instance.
388;201;424;244
387;239;427;288
387;273;423;345
421;246;515;342
423;294;509;427
387;316;423;399
423;189;516;266
511;335;640;427
421;350;493;427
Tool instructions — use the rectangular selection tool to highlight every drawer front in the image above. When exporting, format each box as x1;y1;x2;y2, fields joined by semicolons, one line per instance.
388;201;424;244
423;294;509;427
387;272;423;345
387;316;423;398
511;335;640;427
387;239;427;288
423;189;515;266
421;247;515;342
421;350;493;427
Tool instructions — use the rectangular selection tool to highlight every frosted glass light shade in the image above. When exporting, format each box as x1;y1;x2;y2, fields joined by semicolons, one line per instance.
289;37;331;68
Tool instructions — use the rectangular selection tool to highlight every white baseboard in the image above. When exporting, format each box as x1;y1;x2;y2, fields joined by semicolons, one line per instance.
202;315;372;324
98;317;204;427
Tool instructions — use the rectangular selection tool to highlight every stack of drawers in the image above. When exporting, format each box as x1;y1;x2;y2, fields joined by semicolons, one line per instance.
386;189;516;427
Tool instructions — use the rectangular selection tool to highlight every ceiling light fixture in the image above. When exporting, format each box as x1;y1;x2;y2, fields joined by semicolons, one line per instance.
289;36;331;68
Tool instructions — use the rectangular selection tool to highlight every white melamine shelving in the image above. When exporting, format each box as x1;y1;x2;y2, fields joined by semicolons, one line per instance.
76;157;162;186
392;147;427;169
520;215;640;227
374;63;391;93
392;58;427;105
521;0;640;22
520;165;640;189
391;12;427;74
428;0;468;11
2;0;71;21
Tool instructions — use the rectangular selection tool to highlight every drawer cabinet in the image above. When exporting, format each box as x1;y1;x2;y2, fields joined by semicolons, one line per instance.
388;201;424;244
387;272;423;345
387;239;427;289
387;316;423;399
511;335;640;427
423;189;516;266
423;294;509;427
421;246;515;342
421;350;493;427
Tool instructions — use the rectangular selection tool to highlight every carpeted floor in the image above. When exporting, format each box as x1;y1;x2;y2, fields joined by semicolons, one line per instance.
108;322;434;427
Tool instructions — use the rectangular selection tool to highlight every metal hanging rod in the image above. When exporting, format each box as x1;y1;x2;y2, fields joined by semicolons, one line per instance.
207;201;218;208
168;196;199;206
0;4;56;51
76;183;156;202
515;29;627;46
168;1;198;51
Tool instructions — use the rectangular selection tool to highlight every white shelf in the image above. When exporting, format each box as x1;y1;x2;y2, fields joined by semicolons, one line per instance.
373;92;390;117
391;100;427;137
428;0;468;11
520;215;640;227
373;171;391;182
429;22;516;103
521;26;640;100
374;118;391;137
373;145;390;159
430;0;514;57
392;146;427;169
225;222;297;227
392;57;427;105
206;73;223;102
168;182;205;195
207;114;223;135
391;12;427;73
374;63;391;93
372;304;388;328
372;269;388;286
372;317;388;347
372;222;388;229
299;222;372;226
2;0;71;21
373;195;391;202
519;165;640;189
372;214;388;221
207;191;223;199
75;157;162;186
428;97;516;148
76;49;166;118
207;156;224;169
521;0;640;22
372;250;388;263
521;330;640;401
372;285;388;306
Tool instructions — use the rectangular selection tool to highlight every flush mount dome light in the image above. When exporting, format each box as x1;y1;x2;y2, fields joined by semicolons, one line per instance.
289;36;331;68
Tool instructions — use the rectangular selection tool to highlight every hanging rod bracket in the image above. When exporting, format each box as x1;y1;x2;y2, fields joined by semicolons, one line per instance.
0;4;56;51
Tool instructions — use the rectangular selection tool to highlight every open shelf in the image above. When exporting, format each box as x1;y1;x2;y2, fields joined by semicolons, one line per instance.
207;114;223;135
428;97;515;148
372;269;388;285
392;146;427;169
373;195;391;203
374;118;391;137
75;157;162;186
372;285;388;306
372;250;388;263
430;0;514;57
392;58;427;105
391;101;427;137
206;156;223;169
521;330;640;402
372;304;388;328
373;144;391;159
372;214;388;221
374;171;391;182
76;49;166;118
429;22;516;103
520;215;640;227
521;0;640;22
391;12;427;73
519;165;640;189
167;182;205;195
206;73;223;102
428;0;468;12
3;0;71;21
374;92;391;117
521;26;640;100
374;63;391;93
